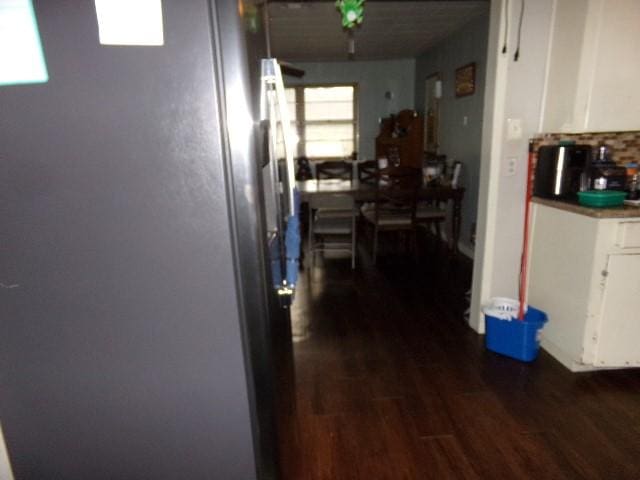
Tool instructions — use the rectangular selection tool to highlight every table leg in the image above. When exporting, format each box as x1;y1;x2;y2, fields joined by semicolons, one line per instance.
451;197;462;257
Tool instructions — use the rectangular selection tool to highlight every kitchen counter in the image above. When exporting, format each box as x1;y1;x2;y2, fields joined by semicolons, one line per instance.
532;196;640;219
528;202;640;371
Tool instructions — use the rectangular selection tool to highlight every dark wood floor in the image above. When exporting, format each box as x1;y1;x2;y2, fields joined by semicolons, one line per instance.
275;238;640;480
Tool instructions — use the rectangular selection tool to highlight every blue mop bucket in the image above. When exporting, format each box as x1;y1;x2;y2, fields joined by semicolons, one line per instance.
483;298;548;362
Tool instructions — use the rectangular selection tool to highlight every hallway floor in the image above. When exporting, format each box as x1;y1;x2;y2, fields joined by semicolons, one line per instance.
276;244;640;479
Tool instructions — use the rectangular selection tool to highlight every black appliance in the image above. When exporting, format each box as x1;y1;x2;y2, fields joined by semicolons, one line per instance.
533;145;591;199
1;2;299;479
584;144;627;191
588;164;628;191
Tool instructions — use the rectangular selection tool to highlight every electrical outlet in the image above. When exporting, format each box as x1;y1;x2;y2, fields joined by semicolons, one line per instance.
506;157;517;176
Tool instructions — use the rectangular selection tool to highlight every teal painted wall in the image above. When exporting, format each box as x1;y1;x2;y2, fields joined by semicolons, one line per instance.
285;59;416;160
415;14;490;254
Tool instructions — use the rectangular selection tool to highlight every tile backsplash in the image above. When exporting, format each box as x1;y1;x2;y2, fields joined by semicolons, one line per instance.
531;131;640;165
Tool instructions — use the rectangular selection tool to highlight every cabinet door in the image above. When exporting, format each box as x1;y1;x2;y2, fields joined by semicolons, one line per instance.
585;0;640;132
593;254;640;366
542;0;640;132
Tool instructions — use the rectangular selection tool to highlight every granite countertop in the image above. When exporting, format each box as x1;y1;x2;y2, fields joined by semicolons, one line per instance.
532;196;640;219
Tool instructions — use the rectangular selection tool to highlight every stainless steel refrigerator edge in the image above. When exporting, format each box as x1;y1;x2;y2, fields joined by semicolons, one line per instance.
1;1;280;478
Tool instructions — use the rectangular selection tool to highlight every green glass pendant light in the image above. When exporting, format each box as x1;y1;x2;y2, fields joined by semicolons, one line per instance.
336;0;365;29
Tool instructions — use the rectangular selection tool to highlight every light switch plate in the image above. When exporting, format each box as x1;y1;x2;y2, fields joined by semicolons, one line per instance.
506;118;523;140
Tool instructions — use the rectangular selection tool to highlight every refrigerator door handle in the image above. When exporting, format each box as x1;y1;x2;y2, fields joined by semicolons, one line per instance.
261;59;301;299
261;58;296;217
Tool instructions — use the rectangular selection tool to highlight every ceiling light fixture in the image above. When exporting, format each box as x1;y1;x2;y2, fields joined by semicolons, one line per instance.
335;0;365;29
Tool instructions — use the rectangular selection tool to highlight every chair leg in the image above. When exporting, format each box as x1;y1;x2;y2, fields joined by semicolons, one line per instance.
351;213;357;270
308;209;314;269
372;226;379;265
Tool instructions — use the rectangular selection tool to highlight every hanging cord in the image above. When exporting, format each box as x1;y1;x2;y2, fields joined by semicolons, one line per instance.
502;0;509;54
514;0;525;61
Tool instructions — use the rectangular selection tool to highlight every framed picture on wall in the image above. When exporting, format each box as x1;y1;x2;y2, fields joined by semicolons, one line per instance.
455;62;475;97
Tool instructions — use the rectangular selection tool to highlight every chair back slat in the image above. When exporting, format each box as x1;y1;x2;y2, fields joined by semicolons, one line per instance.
357;160;378;184
309;193;353;210
316;161;353;181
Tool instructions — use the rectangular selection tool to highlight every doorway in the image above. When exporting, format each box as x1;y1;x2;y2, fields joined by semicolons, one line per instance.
423;73;441;154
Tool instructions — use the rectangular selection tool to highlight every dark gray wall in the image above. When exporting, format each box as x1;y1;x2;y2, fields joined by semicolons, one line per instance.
0;1;261;478
414;13;490;255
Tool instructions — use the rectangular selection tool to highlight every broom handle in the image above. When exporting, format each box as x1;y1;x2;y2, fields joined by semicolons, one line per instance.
518;141;535;320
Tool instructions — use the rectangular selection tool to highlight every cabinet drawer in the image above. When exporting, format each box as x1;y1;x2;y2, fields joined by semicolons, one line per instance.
616;221;640;248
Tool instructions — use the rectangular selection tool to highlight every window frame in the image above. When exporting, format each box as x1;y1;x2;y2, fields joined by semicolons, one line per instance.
286;83;359;161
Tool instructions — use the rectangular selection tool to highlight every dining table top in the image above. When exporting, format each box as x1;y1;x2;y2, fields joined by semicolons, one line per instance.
296;178;465;201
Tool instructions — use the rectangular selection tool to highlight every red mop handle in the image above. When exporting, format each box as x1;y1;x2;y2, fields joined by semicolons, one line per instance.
518;142;535;320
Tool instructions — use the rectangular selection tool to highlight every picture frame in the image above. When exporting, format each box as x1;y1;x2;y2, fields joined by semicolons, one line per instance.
455;62;476;97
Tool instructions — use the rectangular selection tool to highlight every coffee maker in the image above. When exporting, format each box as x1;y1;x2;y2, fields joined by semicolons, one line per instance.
587;145;627;191
533;145;591;199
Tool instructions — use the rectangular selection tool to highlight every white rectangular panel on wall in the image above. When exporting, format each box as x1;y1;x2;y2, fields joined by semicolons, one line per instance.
585;0;640;132
542;0;640;132
0;0;48;86
94;0;164;46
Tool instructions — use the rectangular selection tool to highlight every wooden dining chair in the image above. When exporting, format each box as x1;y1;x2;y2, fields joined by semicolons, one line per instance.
415;157;453;244
361;166;421;264
312;160;354;220
308;194;357;269
416;200;446;241
308;160;357;268
357;160;378;184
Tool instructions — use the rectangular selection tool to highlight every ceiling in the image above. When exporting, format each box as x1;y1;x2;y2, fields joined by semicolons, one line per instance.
267;1;489;62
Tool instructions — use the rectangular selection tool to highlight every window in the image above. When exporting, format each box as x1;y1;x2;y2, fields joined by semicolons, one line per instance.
285;84;357;160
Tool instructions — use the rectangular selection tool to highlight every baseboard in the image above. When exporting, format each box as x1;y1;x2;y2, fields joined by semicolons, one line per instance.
540;336;631;373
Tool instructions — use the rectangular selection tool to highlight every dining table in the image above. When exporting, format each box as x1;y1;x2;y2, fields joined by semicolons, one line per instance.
297;178;465;256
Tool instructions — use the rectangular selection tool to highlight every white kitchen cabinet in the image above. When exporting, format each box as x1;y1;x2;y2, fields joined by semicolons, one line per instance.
593;254;640;366
527;201;640;371
541;0;640;133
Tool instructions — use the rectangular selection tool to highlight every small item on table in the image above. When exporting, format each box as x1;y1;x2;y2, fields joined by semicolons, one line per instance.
627;173;639;201
422;158;446;186
577;190;627;208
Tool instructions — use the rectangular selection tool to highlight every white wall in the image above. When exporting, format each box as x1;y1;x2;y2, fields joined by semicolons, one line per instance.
470;0;555;332
284;59;416;160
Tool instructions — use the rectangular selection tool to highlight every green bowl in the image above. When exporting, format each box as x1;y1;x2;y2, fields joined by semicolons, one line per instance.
577;190;627;207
